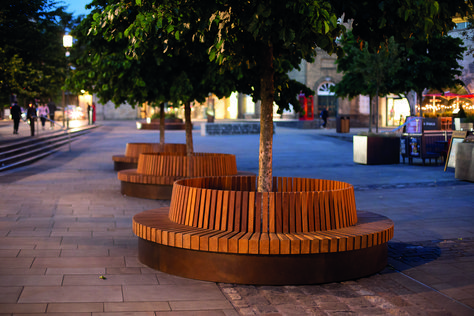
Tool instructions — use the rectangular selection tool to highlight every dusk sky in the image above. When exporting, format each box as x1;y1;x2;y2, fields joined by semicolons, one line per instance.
61;0;92;17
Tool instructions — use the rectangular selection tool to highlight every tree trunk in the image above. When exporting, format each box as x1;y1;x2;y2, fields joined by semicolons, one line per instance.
406;91;416;116
184;101;194;176
159;102;165;146
368;96;373;133
257;42;274;193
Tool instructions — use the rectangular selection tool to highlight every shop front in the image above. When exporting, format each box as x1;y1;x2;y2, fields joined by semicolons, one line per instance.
386;95;411;127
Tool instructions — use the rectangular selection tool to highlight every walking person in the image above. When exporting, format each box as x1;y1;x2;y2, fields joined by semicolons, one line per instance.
26;102;37;136
320;107;329;128
37;103;49;130
10;102;22;134
47;98;57;128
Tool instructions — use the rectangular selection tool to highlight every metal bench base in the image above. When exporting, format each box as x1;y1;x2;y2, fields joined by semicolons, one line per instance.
138;237;388;285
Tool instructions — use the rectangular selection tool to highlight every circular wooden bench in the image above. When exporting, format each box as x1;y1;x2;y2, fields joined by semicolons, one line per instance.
112;143;187;171
118;153;241;200
133;176;394;284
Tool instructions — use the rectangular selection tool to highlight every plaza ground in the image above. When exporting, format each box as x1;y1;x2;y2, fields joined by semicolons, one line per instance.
0;119;472;315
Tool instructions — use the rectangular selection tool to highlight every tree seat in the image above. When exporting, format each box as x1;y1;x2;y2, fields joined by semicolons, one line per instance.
112;143;187;171
118;153;239;199
132;176;394;284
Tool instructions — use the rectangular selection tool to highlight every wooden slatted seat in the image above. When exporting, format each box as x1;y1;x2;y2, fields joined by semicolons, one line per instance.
118;153;241;200
133;175;394;285
112;143;186;171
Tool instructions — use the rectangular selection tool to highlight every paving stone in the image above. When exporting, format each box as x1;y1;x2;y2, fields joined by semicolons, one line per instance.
169;300;233;311
123;284;227;302
0;249;20;257
47;302;103;312
0;287;22;303
63;274;159;286
0;303;46;313
0;275;62;286
32;256;125;269
19;286;123;303
104;301;169;312
155;311;227;316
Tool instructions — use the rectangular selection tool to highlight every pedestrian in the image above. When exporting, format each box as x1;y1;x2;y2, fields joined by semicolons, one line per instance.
37;103;49;130
47;98;57;128
10;102;22;134
26;102;37;136
92;102;96;124
320;107;329;128
87;103;92;125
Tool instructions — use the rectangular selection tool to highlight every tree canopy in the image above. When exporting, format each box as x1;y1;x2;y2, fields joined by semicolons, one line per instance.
0;0;78;106
71;0;473;192
394;35;466;117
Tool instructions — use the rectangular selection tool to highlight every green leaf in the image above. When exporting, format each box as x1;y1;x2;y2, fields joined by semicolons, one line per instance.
166;25;174;34
324;21;329;34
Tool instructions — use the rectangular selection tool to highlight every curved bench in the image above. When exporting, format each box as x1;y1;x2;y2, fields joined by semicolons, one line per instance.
118;153;241;200
112;143;186;171
133;176;394;284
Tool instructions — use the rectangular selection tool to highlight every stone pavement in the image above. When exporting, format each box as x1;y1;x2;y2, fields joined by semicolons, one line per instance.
0;120;473;315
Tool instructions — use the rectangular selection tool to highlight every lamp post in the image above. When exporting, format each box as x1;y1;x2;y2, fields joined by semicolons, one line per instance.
63;34;73;129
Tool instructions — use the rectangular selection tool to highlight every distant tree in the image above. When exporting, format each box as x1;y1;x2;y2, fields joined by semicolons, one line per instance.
393;35;466;117
74;0;239;155
70;0;172;145
0;0;77;106
333;32;401;133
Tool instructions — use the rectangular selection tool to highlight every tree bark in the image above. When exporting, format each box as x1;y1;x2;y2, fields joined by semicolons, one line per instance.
159;102;165;146
257;42;274;193
368;96;373;133
184;101;194;176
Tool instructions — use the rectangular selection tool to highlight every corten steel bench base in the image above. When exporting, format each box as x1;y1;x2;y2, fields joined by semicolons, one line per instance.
138;236;388;285
114;161;137;172
133;176;394;285
121;181;173;200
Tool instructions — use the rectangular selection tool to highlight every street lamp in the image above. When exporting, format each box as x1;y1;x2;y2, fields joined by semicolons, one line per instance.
63;34;73;128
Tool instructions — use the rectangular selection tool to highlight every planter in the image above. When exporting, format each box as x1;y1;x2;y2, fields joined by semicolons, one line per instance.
353;135;400;165
133;176;394;285
112;143;187;171
455;142;474;182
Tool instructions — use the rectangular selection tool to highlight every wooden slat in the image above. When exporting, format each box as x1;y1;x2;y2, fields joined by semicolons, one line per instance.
240;191;249;232
262;192;269;233
227;191;236;231
209;190;218;230
255;193;261;233
234;191;242;231
248;191;255;232
282;192;289;233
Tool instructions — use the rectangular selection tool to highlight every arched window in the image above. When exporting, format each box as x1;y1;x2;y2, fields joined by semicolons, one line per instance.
317;82;338;116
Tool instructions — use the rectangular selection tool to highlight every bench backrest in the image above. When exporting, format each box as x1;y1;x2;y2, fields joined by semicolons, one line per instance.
169;176;357;233
136;153;238;178
124;143;187;158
